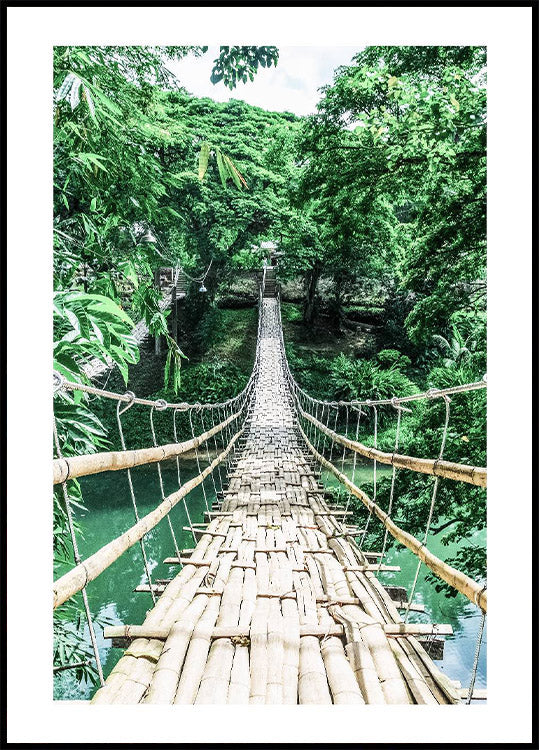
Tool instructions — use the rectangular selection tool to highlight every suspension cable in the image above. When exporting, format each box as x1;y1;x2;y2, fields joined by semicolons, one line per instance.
189;407;210;515
150;404;181;560
404;394;451;622
53;417;104;686
173;408;196;546
346;405;363;516
328;405;339;465
466;611;486;703
340;405;349;476
376;400;403;575
116;395;156;605
359;404;377;550
200;408;218;498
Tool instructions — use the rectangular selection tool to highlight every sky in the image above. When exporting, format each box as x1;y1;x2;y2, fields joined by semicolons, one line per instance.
166;46;360;116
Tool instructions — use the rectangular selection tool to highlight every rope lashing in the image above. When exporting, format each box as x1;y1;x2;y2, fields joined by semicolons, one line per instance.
466;611;486;704
473;581;488;608
53;370;65;393
404;394;451;623
53;417;104;686
116;394;156;605
150;405;181;561
376;399;403;575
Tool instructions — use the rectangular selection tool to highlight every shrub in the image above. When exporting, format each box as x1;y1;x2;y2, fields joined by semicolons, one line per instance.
329;354;417;402
377;349;411;370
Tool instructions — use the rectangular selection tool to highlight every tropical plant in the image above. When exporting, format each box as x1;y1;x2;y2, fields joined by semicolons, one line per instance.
329;353;416;403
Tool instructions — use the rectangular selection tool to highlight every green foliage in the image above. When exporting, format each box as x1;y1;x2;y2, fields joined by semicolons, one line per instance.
281;304;303;323
180;361;248;403
292;45;485;339
210;46;279;89
54;291;138;385
329;353;416;403
51;42;489;676
377;349;411;370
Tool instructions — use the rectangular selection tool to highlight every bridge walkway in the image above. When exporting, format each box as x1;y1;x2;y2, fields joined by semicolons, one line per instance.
90;299;460;705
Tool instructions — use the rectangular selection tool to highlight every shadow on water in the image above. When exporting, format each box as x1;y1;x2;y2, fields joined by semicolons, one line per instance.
55;455;486;701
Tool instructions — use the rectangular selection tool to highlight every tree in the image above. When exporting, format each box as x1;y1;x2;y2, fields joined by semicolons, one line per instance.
292;46;486;340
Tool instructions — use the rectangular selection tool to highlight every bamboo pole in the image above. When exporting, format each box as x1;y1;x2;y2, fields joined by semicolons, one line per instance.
53;430;242;608
196;564;243;703
174;597;222;703
53;410;240;484
299;425;487;614
142;594;209;704
228;537;255;704
299;405;486;488
249;546;270;703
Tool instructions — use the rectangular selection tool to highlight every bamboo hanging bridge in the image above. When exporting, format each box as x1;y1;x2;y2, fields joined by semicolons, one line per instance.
53;268;487;705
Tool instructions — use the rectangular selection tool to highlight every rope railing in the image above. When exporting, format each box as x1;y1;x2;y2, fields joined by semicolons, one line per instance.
52;409;242;484
288;375;487;408
296;421;487;614
274;299;487;615
297;404;487;487
53;428;243;609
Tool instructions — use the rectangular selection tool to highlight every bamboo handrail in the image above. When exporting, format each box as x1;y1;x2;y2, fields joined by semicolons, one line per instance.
298;404;487;488
52;409;240;484
53;429;243;609
298;424;487;614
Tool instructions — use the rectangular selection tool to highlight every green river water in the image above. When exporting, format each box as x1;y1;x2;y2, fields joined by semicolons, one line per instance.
54;457;486;701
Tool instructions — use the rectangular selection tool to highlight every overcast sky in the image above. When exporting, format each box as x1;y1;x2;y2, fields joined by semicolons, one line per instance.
166;46;360;116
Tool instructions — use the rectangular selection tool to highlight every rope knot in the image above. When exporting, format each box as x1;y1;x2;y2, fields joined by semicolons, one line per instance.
53;370;65;393
124;391;136;404
391;396;399;408
474;581;487;607
155;399;168;411
427;388;440;399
